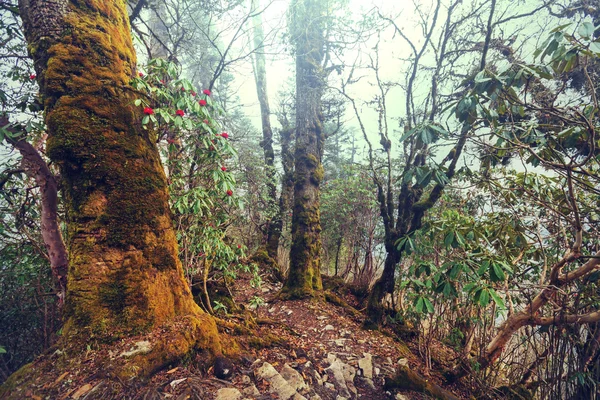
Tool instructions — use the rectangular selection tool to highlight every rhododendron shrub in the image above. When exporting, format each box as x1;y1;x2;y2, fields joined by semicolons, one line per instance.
132;59;259;313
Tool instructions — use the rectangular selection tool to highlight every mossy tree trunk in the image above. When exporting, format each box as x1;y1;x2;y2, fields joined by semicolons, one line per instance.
251;0;279;261
281;0;326;299
18;0;220;352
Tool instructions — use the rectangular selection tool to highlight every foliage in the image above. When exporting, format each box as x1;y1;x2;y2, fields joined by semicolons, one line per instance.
131;59;258;312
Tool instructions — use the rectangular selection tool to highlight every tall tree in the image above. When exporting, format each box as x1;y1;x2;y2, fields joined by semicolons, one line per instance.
281;0;327;299
3;0;221;391
251;0;279;262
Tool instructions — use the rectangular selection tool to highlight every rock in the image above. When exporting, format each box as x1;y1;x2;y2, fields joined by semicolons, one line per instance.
214;356;234;380
268;307;276;313
242;384;260;397
375;367;380;376
241;375;252;385
395;394;409;400
310;395;323;400
325;382;336;391
324;354;356;398
281;364;309;393
358;353;373;379
336;396;349;400
286;310;293;315
324;325;335;331
119;341;152;358
215;388;243;400
397;358;408;368
255;362;304;400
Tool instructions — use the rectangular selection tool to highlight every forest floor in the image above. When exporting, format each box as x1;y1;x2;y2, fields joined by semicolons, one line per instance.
130;274;472;400
4;273;476;400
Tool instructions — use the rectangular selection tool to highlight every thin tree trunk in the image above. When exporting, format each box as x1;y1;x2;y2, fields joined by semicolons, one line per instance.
1;117;68;303
251;0;279;260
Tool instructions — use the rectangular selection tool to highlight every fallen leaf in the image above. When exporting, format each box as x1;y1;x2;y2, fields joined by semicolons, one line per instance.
170;378;187;388
72;384;92;400
53;372;69;387
167;367;179;374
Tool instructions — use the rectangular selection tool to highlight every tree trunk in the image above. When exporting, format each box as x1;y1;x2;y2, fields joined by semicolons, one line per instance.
365;242;399;328
281;0;325;299
12;0;221;377
251;0;279;261
1;117;68;303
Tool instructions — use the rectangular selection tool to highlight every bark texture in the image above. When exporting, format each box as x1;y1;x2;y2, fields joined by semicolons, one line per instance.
281;0;325;299
15;0;220;351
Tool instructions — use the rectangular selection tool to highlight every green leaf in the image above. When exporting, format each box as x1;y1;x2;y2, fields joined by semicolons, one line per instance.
415;297;424;313
444;231;454;249
590;42;600;54
489;288;505;310
142;115;149;125
424;297;435;314
134;99;142;106
579;22;595;39
490;262;506;282
0;345;6;354
479;289;490;307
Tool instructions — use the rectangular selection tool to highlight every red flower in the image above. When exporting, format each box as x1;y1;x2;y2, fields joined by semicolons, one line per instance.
203;89;211;96
180;87;186;92
138;72;144;77
191;91;196;96
237;244;241;249
160;79;165;85
221;132;229;139
199;99;207;106
143;107;154;115
29;74;36;80
203;119;209;124
221;166;227;171
175;109;185;117
226;189;233;196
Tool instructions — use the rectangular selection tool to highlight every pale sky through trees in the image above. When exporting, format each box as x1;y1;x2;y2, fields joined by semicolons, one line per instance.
228;0;568;166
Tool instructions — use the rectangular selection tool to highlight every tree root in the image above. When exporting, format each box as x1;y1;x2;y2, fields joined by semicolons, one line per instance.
384;365;460;400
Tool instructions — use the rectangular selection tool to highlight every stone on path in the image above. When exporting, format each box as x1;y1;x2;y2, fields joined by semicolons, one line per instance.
214;388;243;400
254;362;307;400
358;353;373;379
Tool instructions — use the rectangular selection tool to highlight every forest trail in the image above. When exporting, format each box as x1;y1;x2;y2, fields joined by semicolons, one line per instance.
117;275;468;400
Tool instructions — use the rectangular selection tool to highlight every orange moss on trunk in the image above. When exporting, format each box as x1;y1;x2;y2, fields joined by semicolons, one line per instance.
0;2;223;396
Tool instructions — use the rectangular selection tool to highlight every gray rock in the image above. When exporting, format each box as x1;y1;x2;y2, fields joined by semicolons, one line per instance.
214;388;243;400
358;353;373;379
281;364;308;392
397;358;408;367
242;384;260;397
325;354;356;398
254;362;305;400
